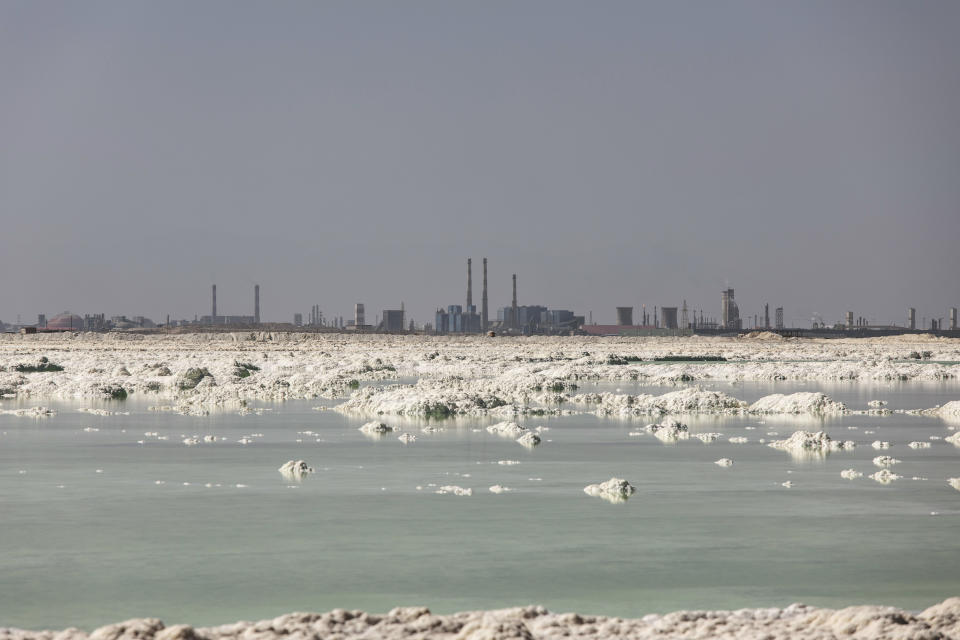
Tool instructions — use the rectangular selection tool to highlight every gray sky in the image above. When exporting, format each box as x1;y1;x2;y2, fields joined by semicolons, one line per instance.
2;1;958;328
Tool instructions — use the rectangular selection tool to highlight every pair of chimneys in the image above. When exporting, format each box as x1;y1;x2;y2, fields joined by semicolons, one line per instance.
466;258;517;331
466;258;488;330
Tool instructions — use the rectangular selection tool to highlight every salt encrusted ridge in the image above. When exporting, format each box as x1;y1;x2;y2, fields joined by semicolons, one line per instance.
4;597;960;640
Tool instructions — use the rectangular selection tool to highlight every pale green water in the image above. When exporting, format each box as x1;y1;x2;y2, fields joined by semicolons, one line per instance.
1;386;959;630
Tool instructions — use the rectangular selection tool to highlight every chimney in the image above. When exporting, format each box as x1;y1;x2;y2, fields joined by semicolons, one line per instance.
481;258;488;331
467;258;473;308
511;274;518;329
254;284;260;324
212;284;217;322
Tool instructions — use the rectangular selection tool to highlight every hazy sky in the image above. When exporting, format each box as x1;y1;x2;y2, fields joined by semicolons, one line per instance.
2;1;958;327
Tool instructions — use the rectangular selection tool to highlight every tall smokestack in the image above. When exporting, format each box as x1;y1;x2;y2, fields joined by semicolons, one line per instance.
467;258;473;308
254;284;260;324
511;274;518;330
212;284;217;322
481;258;488;331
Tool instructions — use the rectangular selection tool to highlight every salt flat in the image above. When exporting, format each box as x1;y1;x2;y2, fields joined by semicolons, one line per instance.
1;332;958;634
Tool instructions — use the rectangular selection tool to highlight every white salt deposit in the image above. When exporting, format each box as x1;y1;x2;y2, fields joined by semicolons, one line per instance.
728;436;748;444
949;477;960;492
767;430;853;459
359;421;392;435
871;440;891;449
872;456;901;467
870;469;902;484
781;481;793;488
0;407;55;417
840;469;863;480
583;477;636;503
692;432;723;443
646;422;689;443
516;432;541;448
488;485;512;494
945;431;960;446
278;460;313;481
10;597;960;640
868;400;887;408
486;421;526;437
908;441;932;449
435;485;472;496
749;392;846;414
398;433;416;444
714;458;733;467
497;460;520;465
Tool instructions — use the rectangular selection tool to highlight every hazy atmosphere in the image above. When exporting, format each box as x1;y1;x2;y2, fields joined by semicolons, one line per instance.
2;1;958;327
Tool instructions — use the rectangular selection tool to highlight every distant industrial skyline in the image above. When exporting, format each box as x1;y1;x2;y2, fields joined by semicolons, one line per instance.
10;266;958;333
2;2;959;326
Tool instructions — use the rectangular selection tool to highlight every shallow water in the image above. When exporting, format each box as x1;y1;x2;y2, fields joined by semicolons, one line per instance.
1;387;959;630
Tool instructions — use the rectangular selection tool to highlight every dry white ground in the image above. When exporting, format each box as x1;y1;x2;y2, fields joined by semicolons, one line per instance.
1;331;958;419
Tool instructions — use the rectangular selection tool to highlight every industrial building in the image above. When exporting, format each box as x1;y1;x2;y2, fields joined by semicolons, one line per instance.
434;259;486;334
660;306;678;330
346;304;372;330
721;288;742;330
201;284;260;325
433;259;580;334
436;304;482;334
380;307;406;332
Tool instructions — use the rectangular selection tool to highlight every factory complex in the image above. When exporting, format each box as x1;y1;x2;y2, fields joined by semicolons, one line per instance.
6;260;958;338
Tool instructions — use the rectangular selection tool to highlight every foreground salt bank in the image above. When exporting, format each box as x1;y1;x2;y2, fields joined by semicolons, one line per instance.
1;332;958;419
4;597;960;640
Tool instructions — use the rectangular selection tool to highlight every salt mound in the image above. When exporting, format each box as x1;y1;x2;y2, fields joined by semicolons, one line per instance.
0;406;56;417
488;485;512;494
398;433;416;444
870;469;902;484
278;460;314;481
692;432;723;443
582;387;747;416
872;456;900;467
867;400;887;408
486;421;526;438
949;478;960;492
768;431;853;459
741;330;786;340
749;392;847;414
516;432;541;448
7;593;960;639
939;400;960;418
946;431;960;446
583;477;636;503
714;458;733;467
359;421;392;435
646;421;688;443
871;440;891;449
435;485;472;496
908;441;931;449
840;469;863;479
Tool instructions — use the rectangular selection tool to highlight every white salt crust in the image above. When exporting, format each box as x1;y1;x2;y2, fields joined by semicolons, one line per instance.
583;478;636;503
6;597;960;640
